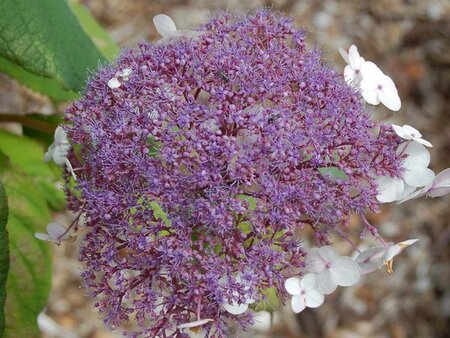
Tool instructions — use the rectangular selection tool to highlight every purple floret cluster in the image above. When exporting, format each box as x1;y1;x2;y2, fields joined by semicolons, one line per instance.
64;10;403;337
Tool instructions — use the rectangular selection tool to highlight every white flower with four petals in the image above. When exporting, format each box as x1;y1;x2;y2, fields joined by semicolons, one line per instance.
392;124;432;147
305;246;361;294
376;142;435;203
35;222;70;245
285;273;324;313
359;61;401;111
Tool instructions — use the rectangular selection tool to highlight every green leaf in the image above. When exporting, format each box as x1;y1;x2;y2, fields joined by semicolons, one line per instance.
150;201;171;226
236;194;257;211
1;165;52;338
252;287;279;312
0;0;106;92
0;178;9;336
0;130;66;211
68;0;119;61
0;57;77;103
318;167;348;181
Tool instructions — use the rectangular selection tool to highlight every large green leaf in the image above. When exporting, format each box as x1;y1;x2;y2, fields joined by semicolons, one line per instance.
0;57;77;102
0;130;66;211
0;179;9;336
68;0;119;61
0;163;52;338
0;0;106;92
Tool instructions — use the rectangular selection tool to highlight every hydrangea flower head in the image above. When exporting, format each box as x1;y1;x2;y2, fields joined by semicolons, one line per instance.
63;10;404;337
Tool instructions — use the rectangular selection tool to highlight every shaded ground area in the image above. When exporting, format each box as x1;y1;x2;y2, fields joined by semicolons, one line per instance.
1;1;449;337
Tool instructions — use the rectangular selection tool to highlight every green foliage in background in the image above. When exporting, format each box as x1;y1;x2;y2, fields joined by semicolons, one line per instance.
0;156;52;338
0;180;9;336
0;0;118;336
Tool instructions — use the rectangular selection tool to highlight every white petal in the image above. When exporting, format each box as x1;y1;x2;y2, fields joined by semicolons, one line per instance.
426;168;450;197
360;84;380;106
398;239;419;246
338;47;349;64
305;289;324;308
178;318;214;329
413;137;433;147
223;302;248;315
34;232;54;242
305;248;326;273
153;14;177;38
355;246;385;275
348;45;360;67
315;270;337;295
306;246;337;273
344;65;357;84
44;145;55;162
403;142;430;168
360;61;384;80
291;295;306;313
404;165;435;188
359;79;382;105
395;183;416;201
392;124;412;140
64;158;77;181
245;298;255;305
53;145;70;165
285;277;302;295
429;185;450;198
47;222;69;240
376;176;404;203
118;68;132;78
383;239;418;261
107;77;121;89
54;126;67;142
430;168;450;188
379;87;401;111
317;246;338;261
403;125;421;136
397;187;427;204
300;273;317;291
330;256;360;287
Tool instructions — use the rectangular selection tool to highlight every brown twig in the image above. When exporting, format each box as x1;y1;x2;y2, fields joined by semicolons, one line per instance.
0;113;55;133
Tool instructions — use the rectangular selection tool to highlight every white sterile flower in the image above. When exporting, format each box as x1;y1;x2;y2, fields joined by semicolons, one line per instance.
108;68;132;89
223;296;255;315
305;246;360;294
356;239;419;274
178;318;214;330
355;246;386;274
360;61;401;111
35;222;70;245
107;77;121;89
376;142;435;203
44;126;77;180
392;124;432;147
284;273;324;313
44;126;70;165
339;45;365;85
117;68;132;79
153;14;203;40
399;168;450;203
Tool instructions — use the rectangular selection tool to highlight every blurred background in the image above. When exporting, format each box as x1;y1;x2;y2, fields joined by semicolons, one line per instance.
1;0;449;337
